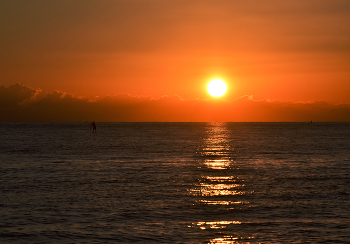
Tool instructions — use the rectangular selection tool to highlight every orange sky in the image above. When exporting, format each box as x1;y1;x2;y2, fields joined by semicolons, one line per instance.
1;0;350;121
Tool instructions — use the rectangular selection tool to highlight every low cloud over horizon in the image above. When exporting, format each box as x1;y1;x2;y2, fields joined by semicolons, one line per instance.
1;83;350;122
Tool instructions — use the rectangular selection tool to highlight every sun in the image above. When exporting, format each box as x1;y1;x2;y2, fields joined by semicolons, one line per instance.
207;79;227;97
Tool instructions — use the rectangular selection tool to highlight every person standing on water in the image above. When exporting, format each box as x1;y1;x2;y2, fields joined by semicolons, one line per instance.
91;121;96;133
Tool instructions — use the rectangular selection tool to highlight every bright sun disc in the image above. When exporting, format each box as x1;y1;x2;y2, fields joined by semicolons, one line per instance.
208;79;227;97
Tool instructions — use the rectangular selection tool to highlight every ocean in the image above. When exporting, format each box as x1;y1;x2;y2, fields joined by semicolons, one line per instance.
0;122;349;243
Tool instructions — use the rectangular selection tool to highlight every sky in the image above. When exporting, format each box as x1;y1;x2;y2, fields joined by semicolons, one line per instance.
1;0;350;122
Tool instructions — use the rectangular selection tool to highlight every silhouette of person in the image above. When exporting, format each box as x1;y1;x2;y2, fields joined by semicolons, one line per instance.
91;121;96;133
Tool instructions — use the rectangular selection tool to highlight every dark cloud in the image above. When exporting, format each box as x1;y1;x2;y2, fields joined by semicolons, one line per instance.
1;83;350;122
0;83;41;108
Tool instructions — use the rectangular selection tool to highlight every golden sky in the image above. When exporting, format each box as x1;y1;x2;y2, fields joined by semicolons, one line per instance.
1;0;350;121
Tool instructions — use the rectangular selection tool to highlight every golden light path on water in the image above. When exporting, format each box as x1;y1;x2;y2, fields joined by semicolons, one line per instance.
204;159;231;170
198;183;243;196
189;123;254;243
195;221;242;230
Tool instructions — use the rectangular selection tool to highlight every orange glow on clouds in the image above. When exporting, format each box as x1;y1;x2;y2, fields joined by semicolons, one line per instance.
1;83;350;122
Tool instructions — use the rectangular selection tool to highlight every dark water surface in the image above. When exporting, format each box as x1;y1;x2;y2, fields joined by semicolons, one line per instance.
1;122;349;243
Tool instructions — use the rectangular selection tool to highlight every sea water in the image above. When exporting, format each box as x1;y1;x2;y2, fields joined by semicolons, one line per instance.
0;122;349;243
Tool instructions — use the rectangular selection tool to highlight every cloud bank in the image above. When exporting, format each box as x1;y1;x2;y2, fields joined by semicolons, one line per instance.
1;83;350;122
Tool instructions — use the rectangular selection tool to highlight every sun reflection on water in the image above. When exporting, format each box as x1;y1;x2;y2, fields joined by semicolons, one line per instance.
209;236;238;243
199;200;244;205
191;123;253;242
198;182;243;196
209;236;254;243
204;159;231;170
205;176;238;181
198;123;237;163
190;175;246;198
189;220;241;230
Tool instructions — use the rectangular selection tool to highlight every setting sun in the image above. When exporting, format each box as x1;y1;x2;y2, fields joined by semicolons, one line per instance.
208;79;227;97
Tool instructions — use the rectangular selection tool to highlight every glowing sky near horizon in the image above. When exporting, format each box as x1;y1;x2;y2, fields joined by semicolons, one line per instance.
1;0;350;121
